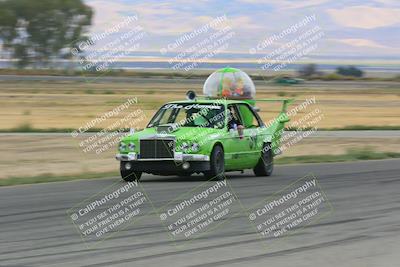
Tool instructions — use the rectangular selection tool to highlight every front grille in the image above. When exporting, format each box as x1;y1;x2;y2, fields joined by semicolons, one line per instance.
140;139;175;159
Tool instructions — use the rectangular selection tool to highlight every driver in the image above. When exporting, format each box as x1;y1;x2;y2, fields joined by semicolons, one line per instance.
227;106;242;130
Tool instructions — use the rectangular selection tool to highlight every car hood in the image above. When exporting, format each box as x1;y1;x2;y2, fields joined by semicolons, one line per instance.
122;125;224;142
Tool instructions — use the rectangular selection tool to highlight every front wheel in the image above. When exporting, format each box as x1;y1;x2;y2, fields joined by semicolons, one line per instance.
120;162;142;182
204;145;225;180
253;143;273;176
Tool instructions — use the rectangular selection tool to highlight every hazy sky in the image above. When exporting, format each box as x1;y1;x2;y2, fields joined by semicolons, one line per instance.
85;0;400;58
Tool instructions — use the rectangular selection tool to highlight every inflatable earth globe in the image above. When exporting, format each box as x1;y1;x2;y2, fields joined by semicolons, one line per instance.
203;67;256;99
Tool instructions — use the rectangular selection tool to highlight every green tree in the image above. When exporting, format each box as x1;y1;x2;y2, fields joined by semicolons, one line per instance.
298;63;317;77
0;0;92;68
336;66;364;77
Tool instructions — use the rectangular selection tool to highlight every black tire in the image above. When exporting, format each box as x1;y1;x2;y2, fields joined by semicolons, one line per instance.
204;145;225;180
120;162;142;182
253;143;274;176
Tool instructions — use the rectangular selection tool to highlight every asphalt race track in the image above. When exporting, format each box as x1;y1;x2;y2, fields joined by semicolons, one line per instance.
1;159;399;267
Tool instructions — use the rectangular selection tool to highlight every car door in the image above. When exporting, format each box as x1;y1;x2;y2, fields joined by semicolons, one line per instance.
236;103;264;166
224;104;253;170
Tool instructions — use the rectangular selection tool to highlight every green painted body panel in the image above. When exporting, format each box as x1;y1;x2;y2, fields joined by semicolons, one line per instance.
118;98;291;172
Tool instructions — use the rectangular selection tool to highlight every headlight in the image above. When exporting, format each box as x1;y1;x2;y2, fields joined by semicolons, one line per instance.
181;142;189;152
191;142;200;152
119;142;127;151
128;142;135;150
180;142;200;153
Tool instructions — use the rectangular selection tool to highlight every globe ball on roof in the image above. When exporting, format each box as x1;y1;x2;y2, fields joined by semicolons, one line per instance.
203;67;256;99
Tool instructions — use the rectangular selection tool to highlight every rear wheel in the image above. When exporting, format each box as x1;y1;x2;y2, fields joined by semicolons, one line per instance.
120;162;142;182
253;143;273;176
204;145;225;180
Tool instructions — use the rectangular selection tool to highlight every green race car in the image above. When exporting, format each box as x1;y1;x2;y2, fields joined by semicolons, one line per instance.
273;76;305;85
116;68;292;181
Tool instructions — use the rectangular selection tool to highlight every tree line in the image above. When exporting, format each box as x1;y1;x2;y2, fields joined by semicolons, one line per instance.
0;0;92;68
298;63;364;78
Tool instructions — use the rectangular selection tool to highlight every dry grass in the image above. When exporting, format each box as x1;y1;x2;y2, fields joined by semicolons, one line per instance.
1;77;399;183
1;135;399;180
0;135;115;179
0;79;399;130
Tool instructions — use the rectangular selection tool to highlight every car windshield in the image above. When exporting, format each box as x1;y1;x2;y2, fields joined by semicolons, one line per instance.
147;103;225;129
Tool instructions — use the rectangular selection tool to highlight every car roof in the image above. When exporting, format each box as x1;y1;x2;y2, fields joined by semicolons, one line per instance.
168;98;250;105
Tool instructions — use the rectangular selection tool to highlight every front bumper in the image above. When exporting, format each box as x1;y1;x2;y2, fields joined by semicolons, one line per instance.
116;152;210;174
115;152;209;162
